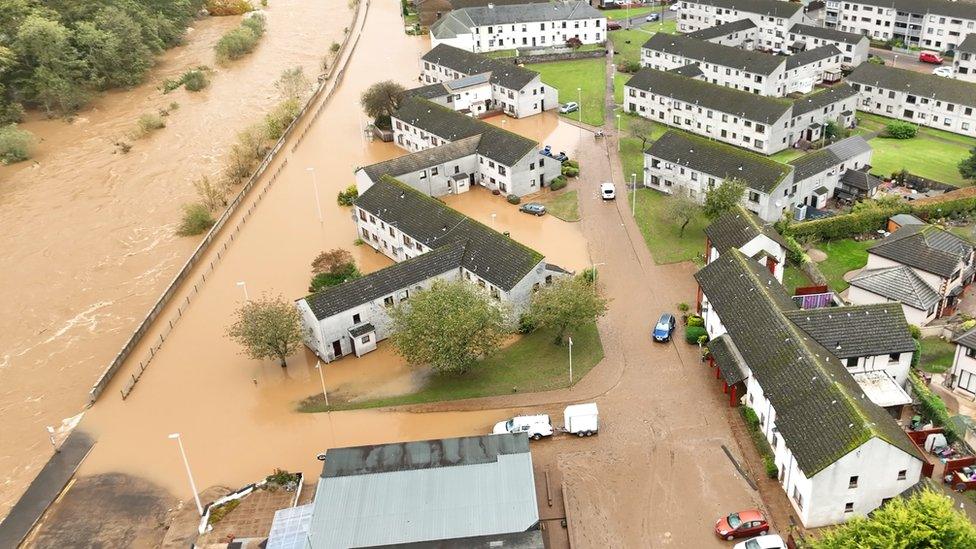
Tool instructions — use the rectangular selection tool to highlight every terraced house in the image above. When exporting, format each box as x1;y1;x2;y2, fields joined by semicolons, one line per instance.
848;63;976;138
696;250;923;527
295;177;567;363
641;33;843;97
624;67;858;154
952;34;976;83
416;44;558;118
675;0;805;50
643;132;874;221
824;0;976;52
390;96;561;196
429;0;606;53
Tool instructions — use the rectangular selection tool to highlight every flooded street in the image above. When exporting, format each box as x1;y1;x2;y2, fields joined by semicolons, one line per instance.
0;0;352;516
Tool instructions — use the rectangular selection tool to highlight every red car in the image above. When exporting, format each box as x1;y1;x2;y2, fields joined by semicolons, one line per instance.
715;510;769;540
608;21;622;31
919;51;944;64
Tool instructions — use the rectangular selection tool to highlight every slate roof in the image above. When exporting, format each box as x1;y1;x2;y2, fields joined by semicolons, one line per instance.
705;204;788;253
405;82;452;100
646;131;792;193
393;96;537;166
687;18;756;41
302;243;467;320
849;266;941;311
694;250;921;476
785;44;841;70
789;135;871;182
848;63;976;109
955;326;976;350
668;63;705;78
840;169;882;192
959;34;976;55
359;135;482;181
642;33;785;75
869;224;973;277
848;0;976;21
708;335;749;385
355;176;545;290
625;68;792;122
789;23;865;46
348;322;375;337
791;82;857;117
450;0;551;8
421;44;540;90
685;0;802;18
431;0;602;38
783;304;917;359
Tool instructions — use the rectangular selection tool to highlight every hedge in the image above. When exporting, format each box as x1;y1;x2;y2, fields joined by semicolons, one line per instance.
685;326;707;344
908;371;960;442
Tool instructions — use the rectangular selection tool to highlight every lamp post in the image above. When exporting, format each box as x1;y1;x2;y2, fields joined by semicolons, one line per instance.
46;426;59;453
892;53;898;68
591;261;606;283
631;173;637;216
168;433;204;517
306;167;323;223
577;87;582;140
236;281;249;301
314;361;329;407
490;212;497;228
568;336;574;386
616;113;621;151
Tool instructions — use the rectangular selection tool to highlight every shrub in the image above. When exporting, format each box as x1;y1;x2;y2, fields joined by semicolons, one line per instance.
787;202;909;240
337;185;359;206
506;194;521;204
183;69;211;92
684;326;708;344
909;371;960;442
686;315;704;328
264;98;300;140
617;59;641;73
677;302;690;312
309;264;361;292
908;324;922;340
741;406;760;430
206;0;254;16
549;176;567;191
885;120;918;139
215;14;266;63
0;125;37;164
177;203;216;236
207;498;241;525
580;267;597;285
565;159;579;170
135;113;165;137
562;164;579;177
330;41;341;54
763;455;778;479
517;314;536;334
566;37;583;49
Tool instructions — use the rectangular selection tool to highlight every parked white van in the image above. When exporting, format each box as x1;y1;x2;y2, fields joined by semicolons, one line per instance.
492;415;554;440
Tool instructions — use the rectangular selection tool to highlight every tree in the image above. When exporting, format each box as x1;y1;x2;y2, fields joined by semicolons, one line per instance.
227;295;304;367
312;249;355;275
885;120;917;139
525;276;609;344
702;178;746;219
360;80;406;120
666;189;701;237
811;488;976;549
309;248;361;292
275;66;311;102
193;176;227;212
959;147;976;181
389;280;507;375
628;117;655;151
566;37;583;49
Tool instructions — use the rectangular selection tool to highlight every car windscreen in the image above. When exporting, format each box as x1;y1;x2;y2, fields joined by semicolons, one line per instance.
727;513;741;529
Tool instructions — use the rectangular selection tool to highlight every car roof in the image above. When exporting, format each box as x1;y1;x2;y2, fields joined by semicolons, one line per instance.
659;313;673;321
736;509;765;522
600;182;614;188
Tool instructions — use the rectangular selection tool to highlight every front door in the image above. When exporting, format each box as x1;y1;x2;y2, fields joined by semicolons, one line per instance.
332;340;342;358
532;37;536;47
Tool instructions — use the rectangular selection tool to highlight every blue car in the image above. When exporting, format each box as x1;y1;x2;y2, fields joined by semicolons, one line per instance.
653;313;676;342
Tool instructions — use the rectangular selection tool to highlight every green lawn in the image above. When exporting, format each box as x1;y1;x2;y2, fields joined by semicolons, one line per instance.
610;22;674;66
613;72;628;105
814;239;874;291
298;323;604;412
530;58;606;126
783;264;814;295
487;43;605;59
603;6;657;20
633;188;709;264
769;148;805;163
540;189;581;221
919;336;956;374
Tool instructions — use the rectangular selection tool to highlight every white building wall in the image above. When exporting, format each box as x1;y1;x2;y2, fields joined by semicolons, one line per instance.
953;51;976;83
640;47;785;96
852;80;976;138
460;18;606;53
846;285;937;326
676;0;804;49
950;344;976;395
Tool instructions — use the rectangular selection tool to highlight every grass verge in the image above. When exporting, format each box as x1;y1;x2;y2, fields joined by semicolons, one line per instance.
919;337;956;374
540;190;581;221
633;188;708;264
530;58;606;126
298;323;604;412
813;239;874;292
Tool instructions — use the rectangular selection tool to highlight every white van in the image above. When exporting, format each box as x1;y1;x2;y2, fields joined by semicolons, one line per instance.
564;403;599;436
492;414;553;440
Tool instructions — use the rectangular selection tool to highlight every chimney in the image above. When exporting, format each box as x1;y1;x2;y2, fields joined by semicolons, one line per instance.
488;2;494;8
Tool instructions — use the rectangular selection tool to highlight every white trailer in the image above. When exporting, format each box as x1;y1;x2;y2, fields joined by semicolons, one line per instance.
563;403;599;437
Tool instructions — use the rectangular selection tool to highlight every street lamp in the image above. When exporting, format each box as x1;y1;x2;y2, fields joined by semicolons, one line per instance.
616;113;621;151
46;426;59;453
168;433;204;517
490;212;497;228
631;173;637;216
236;281;249;301
568;336;574;386
306;167;323;223
591;261;607;283
577;87;582;141
892;54;898;68
314;361;329;407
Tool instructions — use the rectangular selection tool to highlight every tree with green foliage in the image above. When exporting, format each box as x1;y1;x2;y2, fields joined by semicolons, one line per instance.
275;66;311;102
227;294;304;367
667;189;702;237
215;13;266;63
0;123;36;164
885;120;918;139
176;202;215;236
308;248;361;292
525;276;609;344
811;488;976;548
703;178;746;219
628;117;655;151
959;147;976;181
389;280;507;375
360;80;406;121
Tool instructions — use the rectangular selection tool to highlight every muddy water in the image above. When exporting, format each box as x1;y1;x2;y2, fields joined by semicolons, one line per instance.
72;2;593;502
0;0;352;516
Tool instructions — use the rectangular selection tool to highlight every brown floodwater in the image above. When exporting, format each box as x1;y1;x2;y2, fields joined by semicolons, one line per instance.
0;0;353;516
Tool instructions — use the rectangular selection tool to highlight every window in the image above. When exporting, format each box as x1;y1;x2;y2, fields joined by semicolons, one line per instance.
383;296;394;307
793;487;804;510
897;469;907;480
431;167;438;176
361;335;370;344
967;347;976;358
353;313;361;324
358;209;367;221
889;352;901;361
849;475;858;488
844;502;854;513
748;191;760;203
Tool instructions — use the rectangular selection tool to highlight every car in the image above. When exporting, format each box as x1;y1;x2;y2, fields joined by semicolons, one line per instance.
652;313;676;342
919;51;944;64
733;534;786;549
539;145;552;157
715;510;769;541
933;66;954;78
559;102;579;114
600;182;616;200
519;203;546;216
607;21;622;30
645;13;660;21
553;152;569;163
669;3;680;11
492;414;553;440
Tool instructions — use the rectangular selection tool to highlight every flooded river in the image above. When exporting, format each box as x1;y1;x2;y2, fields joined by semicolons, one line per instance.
0;0;352;516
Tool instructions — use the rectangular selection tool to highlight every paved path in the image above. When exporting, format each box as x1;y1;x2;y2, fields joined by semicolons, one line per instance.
0;431;95;548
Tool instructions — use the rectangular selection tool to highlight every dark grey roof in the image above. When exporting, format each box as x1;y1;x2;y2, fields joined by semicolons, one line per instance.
789;135;871;181
348;322;375;337
705;204;788;253
708;335;749;385
869;224;973;277
694;250;921;475
687;18;756;41
321;433;529;478
450;0;551;8
783;304;917;358
431;0;602;37
791;82;857;117
840;169;882;191
393;96;537;166
889;213;925;227
789;23;866;46
849;0;976;21
668;63;705;78
421;44;540;90
955;327;976;350
959;34;976;54
302;243;466;320
405;83;451;100
686;0;802;18
848;63;976;109
355;177;545;290
849;266;941;311
642;33;784;75
646;131;792;193
360;135;482;181
785;44;841;70
626;67;792;122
